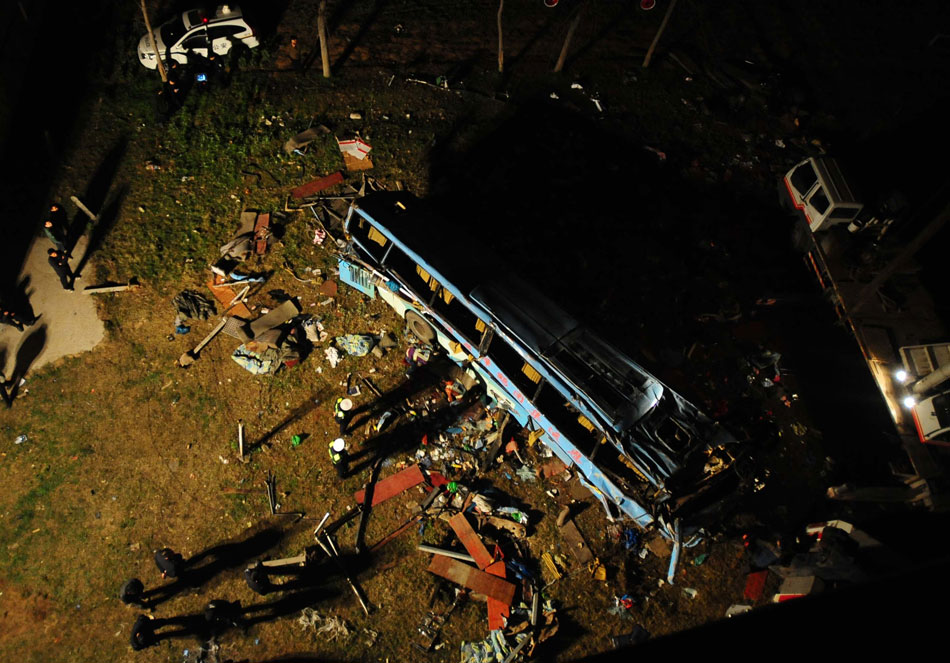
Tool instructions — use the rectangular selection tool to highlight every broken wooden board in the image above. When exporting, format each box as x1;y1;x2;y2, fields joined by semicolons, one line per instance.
354;464;425;507
559;519;594;565
448;513;494;570
207;279;252;319
253;212;270;255
426;555;515;606
248;299;300;339
82;282;140;294
291;171;344;199
483;515;527;539
744;570;769;601
485;560;510;631
342;152;373;171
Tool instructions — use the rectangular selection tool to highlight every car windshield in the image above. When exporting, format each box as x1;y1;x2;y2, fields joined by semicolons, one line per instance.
159;18;187;47
790;162;818;196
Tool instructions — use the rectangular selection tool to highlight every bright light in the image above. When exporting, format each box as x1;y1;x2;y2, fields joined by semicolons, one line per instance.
895;369;909;384
903;395;917;409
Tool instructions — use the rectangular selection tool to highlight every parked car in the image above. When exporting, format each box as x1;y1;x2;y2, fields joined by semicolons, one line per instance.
137;5;258;70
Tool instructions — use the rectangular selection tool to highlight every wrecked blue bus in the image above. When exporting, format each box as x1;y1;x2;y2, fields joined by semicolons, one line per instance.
341;192;741;538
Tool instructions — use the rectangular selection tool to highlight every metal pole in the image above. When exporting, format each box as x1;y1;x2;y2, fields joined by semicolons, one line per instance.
418;545;476;563
322;533;372;615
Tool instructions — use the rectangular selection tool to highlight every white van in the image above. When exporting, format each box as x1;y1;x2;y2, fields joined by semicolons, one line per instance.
783;157;864;232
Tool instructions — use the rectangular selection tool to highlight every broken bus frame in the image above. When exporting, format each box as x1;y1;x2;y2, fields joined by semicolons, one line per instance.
342;193;741;539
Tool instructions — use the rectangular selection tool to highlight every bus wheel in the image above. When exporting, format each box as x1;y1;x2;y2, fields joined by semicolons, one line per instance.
405;310;436;346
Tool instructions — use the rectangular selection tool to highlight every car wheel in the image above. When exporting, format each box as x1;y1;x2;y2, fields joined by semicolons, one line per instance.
405;310;436;346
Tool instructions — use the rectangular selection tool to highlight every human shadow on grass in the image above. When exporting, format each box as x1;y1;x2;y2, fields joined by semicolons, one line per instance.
71;184;128;283
130;587;340;652
346;387;481;478
120;527;284;610
3;324;46;407
245;394;322;455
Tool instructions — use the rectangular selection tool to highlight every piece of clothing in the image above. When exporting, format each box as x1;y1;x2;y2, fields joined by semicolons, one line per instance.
173;290;216;321
335;334;374;357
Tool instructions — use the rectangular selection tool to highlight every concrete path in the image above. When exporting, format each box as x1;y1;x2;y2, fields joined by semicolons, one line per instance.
0;236;105;380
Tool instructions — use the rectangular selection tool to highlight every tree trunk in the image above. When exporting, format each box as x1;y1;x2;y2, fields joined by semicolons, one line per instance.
318;0;331;78
497;0;504;73
139;0;167;82
554;0;587;73
642;0;678;68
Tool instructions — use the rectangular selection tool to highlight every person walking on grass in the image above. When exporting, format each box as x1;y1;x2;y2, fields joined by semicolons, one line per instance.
47;248;73;291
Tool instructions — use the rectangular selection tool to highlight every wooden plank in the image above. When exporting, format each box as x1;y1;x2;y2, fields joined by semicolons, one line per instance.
248;299;301;338
82;282;140;294
291;171;344;199
206;279;252;319
426;555;515;605
254;212;270;255
485;560;509;630
744;570;769;601
559;519;593;564
354;464;425;506
448;513;493;570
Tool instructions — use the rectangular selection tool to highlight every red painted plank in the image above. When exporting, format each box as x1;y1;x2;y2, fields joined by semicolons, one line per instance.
291;171;344;199
744;570;769;601
354;464;425;506
449;513;493;570
486;560;509;630
426;555;516;605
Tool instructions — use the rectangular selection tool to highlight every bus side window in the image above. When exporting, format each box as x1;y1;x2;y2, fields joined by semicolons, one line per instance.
534;384;601;457
430;285;486;347
488;335;551;403
382;246;433;298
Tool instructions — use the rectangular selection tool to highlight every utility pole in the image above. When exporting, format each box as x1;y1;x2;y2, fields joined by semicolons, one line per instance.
318;0;331;78
139;0;167;83
642;0;678;68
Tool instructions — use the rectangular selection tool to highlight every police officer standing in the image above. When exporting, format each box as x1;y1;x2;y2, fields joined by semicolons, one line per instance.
47;248;74;291
329;438;348;479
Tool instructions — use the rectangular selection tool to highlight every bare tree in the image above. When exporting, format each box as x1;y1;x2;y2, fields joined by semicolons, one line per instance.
318;0;331;77
642;0;678;68
554;0;588;73
138;0;167;82
497;0;504;73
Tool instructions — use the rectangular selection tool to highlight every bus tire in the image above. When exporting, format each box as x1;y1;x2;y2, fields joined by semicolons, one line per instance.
405;310;436;346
